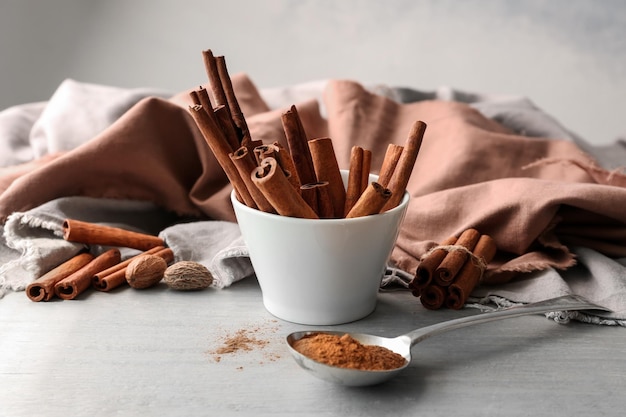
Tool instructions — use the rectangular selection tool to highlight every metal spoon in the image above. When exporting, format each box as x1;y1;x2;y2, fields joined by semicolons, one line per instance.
286;295;610;386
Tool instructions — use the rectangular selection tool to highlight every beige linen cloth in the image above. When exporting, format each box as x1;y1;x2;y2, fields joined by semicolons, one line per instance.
1;75;625;323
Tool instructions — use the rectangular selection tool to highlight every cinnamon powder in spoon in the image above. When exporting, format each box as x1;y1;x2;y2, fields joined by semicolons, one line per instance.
292;333;406;371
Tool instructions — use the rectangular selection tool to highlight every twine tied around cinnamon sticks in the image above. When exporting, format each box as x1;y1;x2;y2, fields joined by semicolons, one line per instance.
408;228;497;310
188;49;427;220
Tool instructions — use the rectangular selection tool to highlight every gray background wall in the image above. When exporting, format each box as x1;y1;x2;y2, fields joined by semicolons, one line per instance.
1;0;624;144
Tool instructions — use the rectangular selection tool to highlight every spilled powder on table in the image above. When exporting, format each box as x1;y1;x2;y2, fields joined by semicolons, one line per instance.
208;319;282;368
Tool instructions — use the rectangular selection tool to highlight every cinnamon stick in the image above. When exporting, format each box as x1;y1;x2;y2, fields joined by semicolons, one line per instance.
381;121;427;212
26;252;94;302
272;141;302;191
253;143;278;164
434;228;481;287
420;284;447;310
93;247;173;292
189;87;215;122
188;104;256;208
230;146;275;213
62;219;164;251
344;146;365;216
216;55;250;144
254;142;301;191
54;248;121;300
308;137;346;218
92;246;164;289
345;182;392;218
377;144;404;188
214;103;241;151
446;234;497;310
202;49;229;113
300;182;334;219
361;149;372;194
281;105;317;186
409;235;459;293
251;158;319;219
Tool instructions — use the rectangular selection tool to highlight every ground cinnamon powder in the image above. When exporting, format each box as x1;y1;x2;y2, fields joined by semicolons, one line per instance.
291;333;406;371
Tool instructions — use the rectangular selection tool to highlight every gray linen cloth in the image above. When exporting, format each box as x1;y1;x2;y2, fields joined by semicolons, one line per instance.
1;78;625;325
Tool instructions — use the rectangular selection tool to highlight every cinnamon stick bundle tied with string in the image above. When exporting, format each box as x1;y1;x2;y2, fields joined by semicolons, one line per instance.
446;234;498;310
434;228;481;287
409;235;458;295
410;229;497;310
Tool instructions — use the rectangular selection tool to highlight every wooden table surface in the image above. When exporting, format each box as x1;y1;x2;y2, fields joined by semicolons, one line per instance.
1;277;624;416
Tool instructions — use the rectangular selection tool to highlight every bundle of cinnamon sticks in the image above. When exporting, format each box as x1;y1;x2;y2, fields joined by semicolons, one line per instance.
26;219;172;302
408;228;497;310
189;49;427;219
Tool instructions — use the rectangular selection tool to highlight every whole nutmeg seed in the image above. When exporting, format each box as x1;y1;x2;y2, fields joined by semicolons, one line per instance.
125;254;168;289
163;261;213;291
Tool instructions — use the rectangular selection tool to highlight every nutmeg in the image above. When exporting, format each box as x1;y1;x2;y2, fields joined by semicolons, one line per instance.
163;261;213;291
125;254;168;289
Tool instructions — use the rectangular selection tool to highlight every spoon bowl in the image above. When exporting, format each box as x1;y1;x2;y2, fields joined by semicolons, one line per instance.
286;295;610;386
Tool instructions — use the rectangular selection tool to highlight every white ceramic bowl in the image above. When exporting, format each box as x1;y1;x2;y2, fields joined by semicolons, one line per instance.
231;170;409;325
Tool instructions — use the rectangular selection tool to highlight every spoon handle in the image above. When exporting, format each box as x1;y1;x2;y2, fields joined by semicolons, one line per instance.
405;295;609;347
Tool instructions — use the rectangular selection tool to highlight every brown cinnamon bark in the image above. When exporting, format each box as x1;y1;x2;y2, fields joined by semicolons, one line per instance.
409;235;459;292
381;121;427;212
300;182;334;218
202;49;229;113
344;146;364;216
251;158;319;219
434;228;481;287
446;234;497;310
189;87;215;122
92;246;164;289
215;55;251;144
62;219;164;251
420;284;447;310
230;146;275;213
253;143;279;164
308;137;346;218
254;142;301;191
93;247;173;292
345;182;391;218
361;149;372;194
214;104;241;151
272;141;301;191
188;104;256;208
26;252;94;302
281;105;317;186
54;248;121;300
377;144;404;188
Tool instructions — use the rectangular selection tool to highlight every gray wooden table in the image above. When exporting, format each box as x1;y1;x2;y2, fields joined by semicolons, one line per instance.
1;277;624;416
